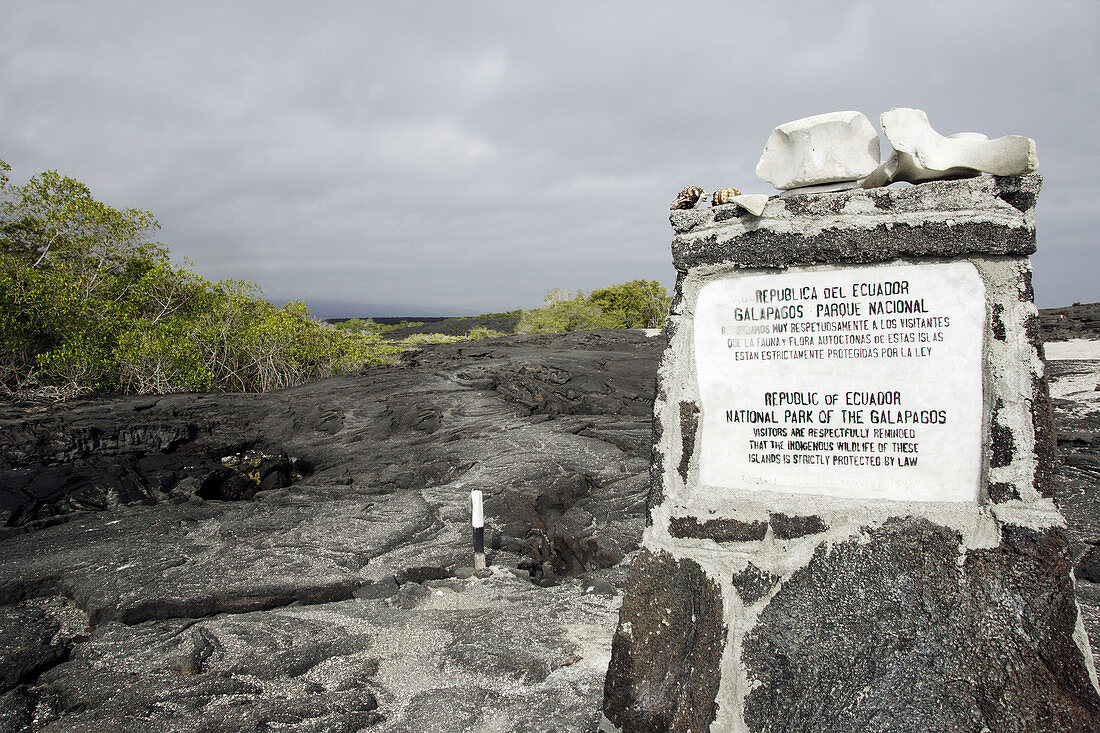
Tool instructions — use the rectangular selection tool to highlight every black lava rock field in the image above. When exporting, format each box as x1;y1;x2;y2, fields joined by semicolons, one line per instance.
0;305;1096;731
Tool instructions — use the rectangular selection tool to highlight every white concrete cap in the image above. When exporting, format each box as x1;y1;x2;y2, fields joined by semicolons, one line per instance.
880;108;1038;178
756;111;881;190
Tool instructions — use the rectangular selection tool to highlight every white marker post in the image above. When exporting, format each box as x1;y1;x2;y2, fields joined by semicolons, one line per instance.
470;489;486;570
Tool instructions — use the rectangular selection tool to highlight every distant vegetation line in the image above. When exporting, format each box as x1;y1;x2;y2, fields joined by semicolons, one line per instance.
327;311;524;326
329;283;672;341
0;159;671;401
327;316;451;326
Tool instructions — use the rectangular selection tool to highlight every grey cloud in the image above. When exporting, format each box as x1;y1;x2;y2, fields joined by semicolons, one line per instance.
1;1;1096;316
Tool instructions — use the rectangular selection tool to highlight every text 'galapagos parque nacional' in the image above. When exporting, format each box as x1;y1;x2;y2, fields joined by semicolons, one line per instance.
694;262;985;502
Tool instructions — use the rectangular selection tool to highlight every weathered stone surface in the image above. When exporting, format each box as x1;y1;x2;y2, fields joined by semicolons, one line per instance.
603;549;726;732
15;580;615;732
1034;373;1058;496
0;597;86;692
742;518;1100;732
0;687;35;732
987;481;1020;503
731;563;779;605
756;111;881;189
670;174;1041;271
0;488;409;625
668;515;768;542
676;401;698;483
768;512;828;540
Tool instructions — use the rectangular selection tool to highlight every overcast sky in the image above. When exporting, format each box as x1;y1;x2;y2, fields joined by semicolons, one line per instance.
2;1;1096;316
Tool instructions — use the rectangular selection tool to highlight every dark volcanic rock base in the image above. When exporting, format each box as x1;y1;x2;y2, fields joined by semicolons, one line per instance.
603;549;726;732
742;518;1100;733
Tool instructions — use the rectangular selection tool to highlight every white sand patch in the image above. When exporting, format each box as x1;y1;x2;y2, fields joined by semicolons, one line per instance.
1046;356;1100;416
1046;339;1100;361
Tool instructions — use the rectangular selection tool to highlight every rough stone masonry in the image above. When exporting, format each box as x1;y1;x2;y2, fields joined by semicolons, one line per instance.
602;174;1100;732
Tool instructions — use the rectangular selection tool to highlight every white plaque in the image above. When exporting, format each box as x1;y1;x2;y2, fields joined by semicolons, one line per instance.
694;262;985;502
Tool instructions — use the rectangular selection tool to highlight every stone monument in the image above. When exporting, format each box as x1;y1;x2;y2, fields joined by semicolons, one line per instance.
601;161;1100;730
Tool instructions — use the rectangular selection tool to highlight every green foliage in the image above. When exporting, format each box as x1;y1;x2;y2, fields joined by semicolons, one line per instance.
333;318;425;336
516;282;670;334
397;326;506;344
589;279;671;329
0;160;401;399
466;326;505;340
474;309;522;320
399;332;466;345
331;317;371;333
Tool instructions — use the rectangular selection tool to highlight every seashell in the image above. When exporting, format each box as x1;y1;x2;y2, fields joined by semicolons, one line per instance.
671;185;706;210
711;187;742;206
728;194;769;216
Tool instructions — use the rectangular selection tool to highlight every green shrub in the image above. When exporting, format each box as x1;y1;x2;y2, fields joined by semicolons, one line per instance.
331;317;372;333
399;332;465;345
516;286;663;334
466;326;506;340
334;318;424;336
475;309;522;320
588;279;671;329
0;159;402;399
